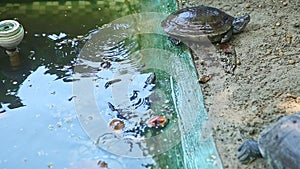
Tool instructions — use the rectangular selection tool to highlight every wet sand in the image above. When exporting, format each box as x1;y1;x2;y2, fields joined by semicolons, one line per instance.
179;0;300;168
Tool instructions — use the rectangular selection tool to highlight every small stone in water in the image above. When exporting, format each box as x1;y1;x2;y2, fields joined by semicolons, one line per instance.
275;22;281;27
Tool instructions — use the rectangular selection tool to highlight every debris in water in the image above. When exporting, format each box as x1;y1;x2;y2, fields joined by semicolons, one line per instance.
147;116;168;128
68;96;76;101
109;118;125;130
97;160;109;168
104;79;121;88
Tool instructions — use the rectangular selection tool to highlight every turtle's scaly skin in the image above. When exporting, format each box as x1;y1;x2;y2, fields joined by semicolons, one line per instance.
161;6;250;43
238;112;300;169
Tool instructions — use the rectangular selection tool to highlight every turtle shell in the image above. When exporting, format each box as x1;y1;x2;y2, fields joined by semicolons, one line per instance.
258;112;300;169
161;6;234;43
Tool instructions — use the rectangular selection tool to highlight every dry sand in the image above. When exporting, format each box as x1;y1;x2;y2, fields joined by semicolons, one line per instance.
178;0;300;168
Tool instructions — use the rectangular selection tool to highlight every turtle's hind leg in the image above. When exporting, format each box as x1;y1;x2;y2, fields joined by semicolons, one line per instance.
238;139;263;164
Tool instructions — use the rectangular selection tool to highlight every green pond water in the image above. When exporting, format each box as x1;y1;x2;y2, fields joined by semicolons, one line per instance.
0;1;222;169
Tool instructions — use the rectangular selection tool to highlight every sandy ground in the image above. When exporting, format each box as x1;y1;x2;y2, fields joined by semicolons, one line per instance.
178;0;300;168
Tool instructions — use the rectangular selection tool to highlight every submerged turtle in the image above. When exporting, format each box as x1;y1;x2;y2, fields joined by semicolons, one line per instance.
161;5;250;43
238;112;300;169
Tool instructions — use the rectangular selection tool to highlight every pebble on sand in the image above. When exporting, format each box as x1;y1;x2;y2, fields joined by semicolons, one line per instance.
286;35;293;43
266;49;272;55
279;50;284;56
282;1;288;6
275;22;281;27
288;59;295;65
245;3;251;8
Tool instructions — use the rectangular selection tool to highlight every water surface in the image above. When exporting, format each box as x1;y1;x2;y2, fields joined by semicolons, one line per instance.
0;1;222;168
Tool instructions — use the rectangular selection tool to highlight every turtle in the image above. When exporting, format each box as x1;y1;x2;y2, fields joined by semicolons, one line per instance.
237;112;300;169
161;5;250;43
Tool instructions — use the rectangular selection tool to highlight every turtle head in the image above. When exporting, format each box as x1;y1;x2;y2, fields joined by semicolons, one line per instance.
232;14;250;34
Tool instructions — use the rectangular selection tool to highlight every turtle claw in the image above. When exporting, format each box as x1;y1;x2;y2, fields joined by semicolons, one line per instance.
237;139;262;164
237;144;254;164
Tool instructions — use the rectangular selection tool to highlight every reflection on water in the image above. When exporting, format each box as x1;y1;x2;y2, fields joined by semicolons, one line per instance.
0;32;78;110
0;0;142;111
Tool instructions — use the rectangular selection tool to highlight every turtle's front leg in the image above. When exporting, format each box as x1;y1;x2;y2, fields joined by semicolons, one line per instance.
221;29;233;43
238;139;263;164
